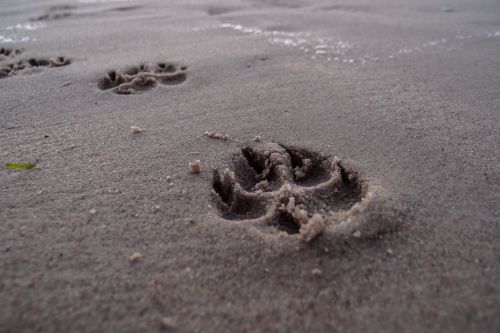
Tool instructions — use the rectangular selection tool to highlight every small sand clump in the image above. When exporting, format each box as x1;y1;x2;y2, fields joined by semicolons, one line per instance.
131;126;143;133
159;316;176;330
300;213;325;242
254;180;269;192
129;252;142;263
204;131;228;141
276;189;326;242
189;160;201;174
294;158;313;180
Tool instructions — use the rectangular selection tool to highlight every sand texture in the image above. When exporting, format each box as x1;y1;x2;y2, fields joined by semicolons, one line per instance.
1;0;499;332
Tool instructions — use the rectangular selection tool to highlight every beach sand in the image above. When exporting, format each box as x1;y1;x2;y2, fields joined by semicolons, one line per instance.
0;0;499;332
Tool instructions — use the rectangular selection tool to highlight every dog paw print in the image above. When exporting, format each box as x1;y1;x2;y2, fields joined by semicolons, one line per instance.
31;5;76;21
0;56;71;79
211;142;371;242
0;47;23;61
97;62;187;94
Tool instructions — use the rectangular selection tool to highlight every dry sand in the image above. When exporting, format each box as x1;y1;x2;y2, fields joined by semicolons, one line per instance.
1;0;499;332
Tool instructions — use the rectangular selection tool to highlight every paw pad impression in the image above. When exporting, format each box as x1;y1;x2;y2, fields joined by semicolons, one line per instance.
211;142;373;242
97;62;187;94
0;56;71;79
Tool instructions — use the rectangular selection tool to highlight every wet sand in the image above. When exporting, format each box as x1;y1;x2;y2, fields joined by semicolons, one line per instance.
0;0;499;332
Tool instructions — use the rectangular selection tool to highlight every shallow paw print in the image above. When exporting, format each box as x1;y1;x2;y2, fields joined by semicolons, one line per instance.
0;47;23;61
0;56;71;79
211;142;371;242
97;62;187;94
31;5;76;21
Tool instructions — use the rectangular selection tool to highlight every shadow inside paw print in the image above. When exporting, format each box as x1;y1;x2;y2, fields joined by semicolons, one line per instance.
212;142;368;241
0;47;23;60
97;62;187;95
0;56;70;79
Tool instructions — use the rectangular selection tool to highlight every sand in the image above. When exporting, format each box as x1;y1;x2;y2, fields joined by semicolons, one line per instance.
0;0;499;332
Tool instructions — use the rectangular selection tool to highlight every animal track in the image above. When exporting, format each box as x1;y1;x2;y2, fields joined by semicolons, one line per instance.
97;62;187;94
246;0;306;9
0;47;23;60
109;5;143;12
205;5;239;16
31;5;76;21
0;56;71;79
212;142;370;241
316;4;371;13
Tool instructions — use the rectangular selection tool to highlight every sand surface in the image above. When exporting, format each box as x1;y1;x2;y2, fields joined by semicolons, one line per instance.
1;0;499;332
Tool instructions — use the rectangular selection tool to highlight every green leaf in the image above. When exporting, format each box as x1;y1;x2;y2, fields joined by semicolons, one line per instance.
5;163;36;169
